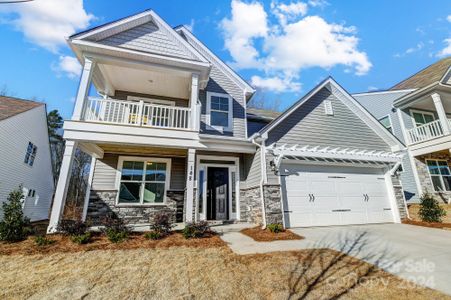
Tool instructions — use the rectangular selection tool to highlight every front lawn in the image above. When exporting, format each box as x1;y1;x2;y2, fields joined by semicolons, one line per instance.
0;244;447;299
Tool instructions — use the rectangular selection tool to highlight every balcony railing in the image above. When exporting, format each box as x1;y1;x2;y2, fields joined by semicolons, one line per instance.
83;97;198;131
406;119;447;144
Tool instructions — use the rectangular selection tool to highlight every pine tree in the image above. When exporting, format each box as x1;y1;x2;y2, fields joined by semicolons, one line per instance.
0;187;31;242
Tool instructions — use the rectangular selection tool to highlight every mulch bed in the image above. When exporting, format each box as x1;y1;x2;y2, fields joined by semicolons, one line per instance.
0;232;226;256
241;226;304;242
402;219;451;230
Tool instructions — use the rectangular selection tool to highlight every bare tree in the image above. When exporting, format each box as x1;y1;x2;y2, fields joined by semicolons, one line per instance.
248;90;282;111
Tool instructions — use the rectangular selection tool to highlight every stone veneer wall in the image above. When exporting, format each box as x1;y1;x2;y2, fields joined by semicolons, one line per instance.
414;153;451;203
87;190;185;225
262;184;283;224
240;186;263;224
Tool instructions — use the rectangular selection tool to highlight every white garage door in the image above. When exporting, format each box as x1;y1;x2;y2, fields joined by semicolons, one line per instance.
281;164;394;228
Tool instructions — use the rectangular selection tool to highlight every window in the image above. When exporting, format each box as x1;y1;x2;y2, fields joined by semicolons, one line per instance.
24;142;37;166
207;92;232;131
411;111;435;127
426;160;451;192
117;157;171;205
379;115;393;133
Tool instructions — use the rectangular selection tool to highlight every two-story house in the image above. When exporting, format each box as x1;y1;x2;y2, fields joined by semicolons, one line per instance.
48;10;407;232
355;57;451;204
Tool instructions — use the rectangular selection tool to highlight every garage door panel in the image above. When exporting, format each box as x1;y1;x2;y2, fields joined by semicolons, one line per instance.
284;212;313;228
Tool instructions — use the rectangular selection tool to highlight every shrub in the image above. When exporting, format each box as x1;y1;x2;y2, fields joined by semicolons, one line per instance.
150;212;173;237
71;232;92;244
101;214;130;243
182;221;211;239
419;192;446;223
34;235;56;247
144;231;162;240
0;186;31;242
58;219;88;236
267;223;284;233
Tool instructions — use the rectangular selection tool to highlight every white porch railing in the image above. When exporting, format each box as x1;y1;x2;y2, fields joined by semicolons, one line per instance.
83;97;198;130
406;119;445;144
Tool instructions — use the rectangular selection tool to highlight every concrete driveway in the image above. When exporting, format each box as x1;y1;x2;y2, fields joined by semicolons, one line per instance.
219;223;451;295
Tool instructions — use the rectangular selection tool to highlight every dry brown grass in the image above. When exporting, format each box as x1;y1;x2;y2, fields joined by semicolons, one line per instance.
408;203;451;223
0;232;225;255
402;219;451;230
241;226;304;242
1;246;448;300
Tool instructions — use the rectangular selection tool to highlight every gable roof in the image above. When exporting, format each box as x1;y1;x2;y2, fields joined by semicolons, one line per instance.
255;77;404;151
174;25;256;98
247;108;281;121
390;57;451;90
0;96;43;121
69;10;208;64
352;89;415;105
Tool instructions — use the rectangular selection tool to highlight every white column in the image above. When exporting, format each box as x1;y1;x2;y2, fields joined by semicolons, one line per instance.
47;140;78;233
72;57;95;121
190;73;199;131
82;156;96;222
431;93;450;135
185;148;196;223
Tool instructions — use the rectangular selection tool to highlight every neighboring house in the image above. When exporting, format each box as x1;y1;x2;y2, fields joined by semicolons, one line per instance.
0;96;54;221
47;10;407;231
355;57;451;204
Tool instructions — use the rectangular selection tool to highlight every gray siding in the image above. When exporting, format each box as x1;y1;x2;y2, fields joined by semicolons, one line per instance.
243;148;261;188
247;119;268;137
266;87;391;151
92;153;186;191
182;33;247;139
99;21;198;60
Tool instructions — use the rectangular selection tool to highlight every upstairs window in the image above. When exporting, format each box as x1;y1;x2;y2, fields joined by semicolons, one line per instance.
379;115;393;133
207;92;232;132
24;142;37;166
426;159;451;192
411;111;434;127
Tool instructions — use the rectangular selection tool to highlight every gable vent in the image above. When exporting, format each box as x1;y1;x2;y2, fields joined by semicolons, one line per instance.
324;100;334;115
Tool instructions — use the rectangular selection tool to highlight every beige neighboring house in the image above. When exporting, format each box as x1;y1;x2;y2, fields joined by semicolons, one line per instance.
0;96;54;221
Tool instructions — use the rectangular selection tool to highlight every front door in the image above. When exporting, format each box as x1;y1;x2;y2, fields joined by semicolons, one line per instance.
207;167;229;220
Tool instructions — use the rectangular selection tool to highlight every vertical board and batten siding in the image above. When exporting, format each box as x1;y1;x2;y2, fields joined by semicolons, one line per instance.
0;106;54;221
353;90;419;201
265;87;391;150
99;21;198;61
92;153;187;191
181;33;247;139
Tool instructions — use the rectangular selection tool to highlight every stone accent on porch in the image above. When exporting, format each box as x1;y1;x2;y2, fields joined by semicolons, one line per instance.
240;186;263;225
263;184;283;225
86;190;185;225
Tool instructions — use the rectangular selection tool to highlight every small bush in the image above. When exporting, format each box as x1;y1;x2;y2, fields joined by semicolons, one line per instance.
34;235;56;247
144;231;162;240
58;219;88;236
182;221;211;239
0;186;32;242
101;214;130;243
71;232;92;244
419;192;446;223
267;223;284;233
150;213;174;237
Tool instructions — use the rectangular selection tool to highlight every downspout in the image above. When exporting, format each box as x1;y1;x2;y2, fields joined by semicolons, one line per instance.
389;161;411;220
251;135;267;229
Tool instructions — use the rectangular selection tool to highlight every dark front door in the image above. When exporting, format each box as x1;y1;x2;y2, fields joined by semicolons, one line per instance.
207;167;229;220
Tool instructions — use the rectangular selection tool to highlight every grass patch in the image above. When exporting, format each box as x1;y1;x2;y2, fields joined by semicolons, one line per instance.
402;219;451;230
241;226;304;242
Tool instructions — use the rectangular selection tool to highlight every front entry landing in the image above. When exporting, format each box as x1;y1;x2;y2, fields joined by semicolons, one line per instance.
207;167;229;221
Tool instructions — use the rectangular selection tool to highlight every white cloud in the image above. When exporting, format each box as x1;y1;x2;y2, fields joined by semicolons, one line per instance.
220;0;371;92
1;0;94;52
437;38;451;57
52;55;82;79
251;75;301;92
447;15;451;23
185;19;195;32
220;0;268;69
308;0;329;8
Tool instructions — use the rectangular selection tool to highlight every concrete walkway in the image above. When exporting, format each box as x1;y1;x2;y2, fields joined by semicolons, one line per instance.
216;223;451;295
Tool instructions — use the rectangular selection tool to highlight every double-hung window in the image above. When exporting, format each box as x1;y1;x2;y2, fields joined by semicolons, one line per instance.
117;157;171;205
411;111;435;127
24;142;37;166
379;115;393;133
426;159;451;192
207;92;232;132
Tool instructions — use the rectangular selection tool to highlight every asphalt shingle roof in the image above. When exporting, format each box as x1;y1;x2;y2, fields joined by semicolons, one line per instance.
0;96;43;121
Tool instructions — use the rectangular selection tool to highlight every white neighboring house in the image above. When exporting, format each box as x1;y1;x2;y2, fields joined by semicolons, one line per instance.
0;96;54;221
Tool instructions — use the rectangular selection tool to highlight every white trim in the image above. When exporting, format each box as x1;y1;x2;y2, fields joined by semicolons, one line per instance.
127;96;175;106
82;157;96;222
409;109;435;127
384;170;402;223
259;78;404;151
175;26;255;96
424;159;451;192
206;91;233;132
115;156;172;205
195;155;240;221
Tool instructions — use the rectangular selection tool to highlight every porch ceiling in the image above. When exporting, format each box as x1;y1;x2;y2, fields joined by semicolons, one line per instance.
97;143;188;157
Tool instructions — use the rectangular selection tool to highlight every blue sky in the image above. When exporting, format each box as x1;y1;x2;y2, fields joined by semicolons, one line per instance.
0;0;450;118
